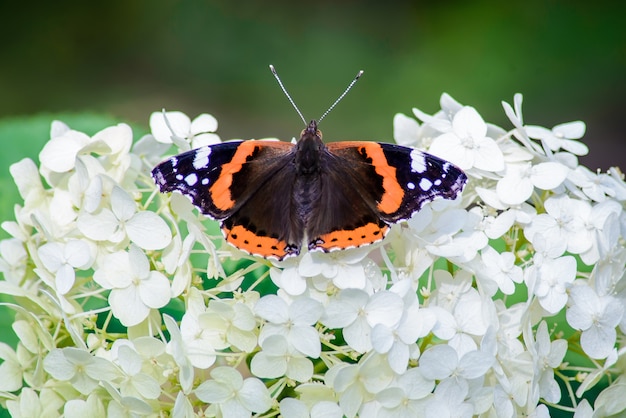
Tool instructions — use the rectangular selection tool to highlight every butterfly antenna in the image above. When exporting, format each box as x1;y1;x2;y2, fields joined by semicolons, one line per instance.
318;69;364;123
270;64;307;126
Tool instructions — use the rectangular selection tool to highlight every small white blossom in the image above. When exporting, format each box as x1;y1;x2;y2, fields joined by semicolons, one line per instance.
323;289;404;353
150;111;220;150
195;366;272;417
78;185;172;250
427;106;505;173
566;284;623;359
94;245;171;327
256;295;322;357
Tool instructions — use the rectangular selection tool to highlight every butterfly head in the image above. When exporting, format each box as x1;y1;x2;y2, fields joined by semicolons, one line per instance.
296;120;325;175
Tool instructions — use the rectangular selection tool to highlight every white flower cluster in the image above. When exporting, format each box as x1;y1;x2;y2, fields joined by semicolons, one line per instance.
0;95;624;417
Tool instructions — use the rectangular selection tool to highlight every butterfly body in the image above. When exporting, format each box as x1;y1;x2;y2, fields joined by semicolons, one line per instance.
152;120;467;260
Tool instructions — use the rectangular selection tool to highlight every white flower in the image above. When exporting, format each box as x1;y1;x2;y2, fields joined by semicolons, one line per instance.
375;368;434;417
530;322;567;403
255;294;322;358
496;161;569;205
6;388;65;418
419;344;493;390
427;106;505;172
568;165;618;202
251;334;314;382
64;393;106;418
93;245;171;327
332;354;395;418
322;289;404;353
526;121;588;155
0;238;28;284
371;280;436;373
43;347;120;395
473;247;523;296
78;185;172;250
150;111;220;151
524;195;592;256
37;239;93;294
566;284;623;359
532;256;577;314
431;288;489;357
195;366;272;417
163;315;194;394
200;299;257;352
115;345;161;400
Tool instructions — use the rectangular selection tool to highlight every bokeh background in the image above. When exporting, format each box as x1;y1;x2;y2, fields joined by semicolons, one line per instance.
1;0;625;165
0;1;623;415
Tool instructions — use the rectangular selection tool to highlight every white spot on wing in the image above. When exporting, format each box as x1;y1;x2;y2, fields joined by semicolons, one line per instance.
419;178;433;191
193;146;212;170
410;149;427;173
201;178;209;185
185;173;198;186
176;174;183;180
407;182;416;190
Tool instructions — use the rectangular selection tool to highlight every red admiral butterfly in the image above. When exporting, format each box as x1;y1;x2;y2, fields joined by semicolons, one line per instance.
152;66;467;260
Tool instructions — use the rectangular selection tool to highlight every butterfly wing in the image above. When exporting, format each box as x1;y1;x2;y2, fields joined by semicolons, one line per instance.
308;141;467;252
152;140;302;259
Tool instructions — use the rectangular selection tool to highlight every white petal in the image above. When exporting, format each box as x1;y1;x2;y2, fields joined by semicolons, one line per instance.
365;291;404;328
38;242;64;272
91;123;132;155
39;131;89;172
64;240;92;269
191;113;218;134
371;324;394;353
140;271;171;309
238;378;272;413
387;342;410;374
581;326;616;359
429;134;472;170
452;106;487;139
290;326;321;358
195;380;232;403
192;133;221;148
111;186;136;221
286;356;314;382
393;113;420;146
473;137;505;172
77;210;119;241
126;212;172;250
531;162;569;190
150;111;191;144
554;121;585;139
290;297;322;325
56;264;76;295
110;287;149;327
343;319;372;352
9;158;43;200
250;351;286;378
255;295;289;324
496;171;533;205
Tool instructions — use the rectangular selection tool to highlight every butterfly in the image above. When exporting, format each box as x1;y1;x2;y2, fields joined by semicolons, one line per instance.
151;67;467;260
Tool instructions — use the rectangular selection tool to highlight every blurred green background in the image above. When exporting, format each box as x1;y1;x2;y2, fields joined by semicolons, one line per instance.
1;0;624;168
0;1;622;414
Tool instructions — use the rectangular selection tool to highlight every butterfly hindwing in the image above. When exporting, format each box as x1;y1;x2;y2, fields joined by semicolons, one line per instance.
305;148;390;252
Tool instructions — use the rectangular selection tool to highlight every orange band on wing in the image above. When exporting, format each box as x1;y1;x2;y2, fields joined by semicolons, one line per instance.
210;142;259;211
314;223;389;251
223;224;293;260
358;144;405;214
